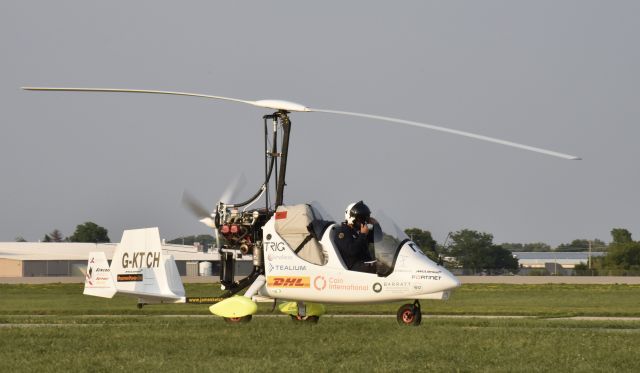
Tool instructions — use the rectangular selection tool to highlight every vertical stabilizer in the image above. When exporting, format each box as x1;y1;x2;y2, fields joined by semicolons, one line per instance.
84;251;117;298
110;227;185;303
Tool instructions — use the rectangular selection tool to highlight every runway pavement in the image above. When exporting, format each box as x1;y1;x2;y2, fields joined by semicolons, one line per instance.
457;275;640;284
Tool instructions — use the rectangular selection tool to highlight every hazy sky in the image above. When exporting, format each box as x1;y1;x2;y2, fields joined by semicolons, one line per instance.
1;1;638;246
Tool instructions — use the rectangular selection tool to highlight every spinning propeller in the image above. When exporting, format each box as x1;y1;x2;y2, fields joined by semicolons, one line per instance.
22;87;581;160
181;174;247;248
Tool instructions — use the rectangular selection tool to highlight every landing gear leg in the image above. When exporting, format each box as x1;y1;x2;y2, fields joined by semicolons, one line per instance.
136;300;147;309
396;300;422;326
289;302;320;323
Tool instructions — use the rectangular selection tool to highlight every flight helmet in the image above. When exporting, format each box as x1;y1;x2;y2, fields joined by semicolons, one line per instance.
344;201;371;225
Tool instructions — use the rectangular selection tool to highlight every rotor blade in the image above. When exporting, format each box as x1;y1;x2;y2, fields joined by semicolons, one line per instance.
23;87;254;106
22;86;579;159
310;108;581;160
22;87;311;112
181;191;211;219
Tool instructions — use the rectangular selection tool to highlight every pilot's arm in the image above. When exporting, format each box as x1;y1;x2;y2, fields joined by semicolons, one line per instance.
356;224;374;261
336;226;371;268
361;218;382;243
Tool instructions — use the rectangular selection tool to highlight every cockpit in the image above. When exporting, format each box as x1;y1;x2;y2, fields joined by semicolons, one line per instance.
273;203;412;277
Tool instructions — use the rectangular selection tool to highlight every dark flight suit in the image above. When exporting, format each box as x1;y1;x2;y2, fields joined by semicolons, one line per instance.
335;222;376;273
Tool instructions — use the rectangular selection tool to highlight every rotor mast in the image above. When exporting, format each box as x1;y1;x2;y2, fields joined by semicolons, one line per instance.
262;110;291;210
275;111;291;208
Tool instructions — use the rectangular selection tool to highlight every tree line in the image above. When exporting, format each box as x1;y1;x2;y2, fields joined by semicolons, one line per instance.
14;222;110;243
406;227;638;274
405;228;518;274
16;222;637;274
579;229;640;275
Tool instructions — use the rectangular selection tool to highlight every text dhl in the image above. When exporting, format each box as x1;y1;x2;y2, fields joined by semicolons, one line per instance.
121;252;160;269
267;276;310;288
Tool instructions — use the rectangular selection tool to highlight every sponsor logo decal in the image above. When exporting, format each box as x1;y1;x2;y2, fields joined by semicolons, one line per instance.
372;282;382;293
86;261;112;287
384;281;410;287
275;211;288;219
86;265;94;285
269;264;306;272
121;252;160;269
380;281;410;294
186;297;226;304
411;274;442;281
267;276;310;288
312;277;368;291
416;269;442;274
264;241;287;252
267;253;294;261
117;274;143;282
313;276;327;291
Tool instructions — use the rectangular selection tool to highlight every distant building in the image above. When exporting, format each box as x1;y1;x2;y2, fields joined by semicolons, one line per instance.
0;242;253;277
513;251;605;275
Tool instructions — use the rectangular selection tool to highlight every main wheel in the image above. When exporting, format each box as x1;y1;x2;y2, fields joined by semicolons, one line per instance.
224;315;252;324
396;304;422;326
290;315;320;323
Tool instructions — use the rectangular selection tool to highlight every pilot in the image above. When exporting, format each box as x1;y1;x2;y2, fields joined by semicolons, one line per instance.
335;201;379;273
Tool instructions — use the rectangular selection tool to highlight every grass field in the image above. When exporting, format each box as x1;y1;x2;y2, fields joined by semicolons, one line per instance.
1;316;639;372
1;283;639;316
1;283;639;372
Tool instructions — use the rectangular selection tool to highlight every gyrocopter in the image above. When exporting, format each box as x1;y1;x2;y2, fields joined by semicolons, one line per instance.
23;86;580;326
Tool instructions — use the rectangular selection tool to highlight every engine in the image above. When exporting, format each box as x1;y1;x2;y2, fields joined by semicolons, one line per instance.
216;205;270;288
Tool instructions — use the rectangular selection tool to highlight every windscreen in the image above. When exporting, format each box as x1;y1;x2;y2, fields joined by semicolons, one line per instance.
308;201;335;222
308;201;335;240
371;210;409;276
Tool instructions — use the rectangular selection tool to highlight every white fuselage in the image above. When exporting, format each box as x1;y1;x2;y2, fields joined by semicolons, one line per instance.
258;218;460;304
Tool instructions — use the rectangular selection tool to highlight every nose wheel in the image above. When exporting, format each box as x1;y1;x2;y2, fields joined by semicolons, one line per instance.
396;301;422;326
223;315;253;324
290;315;320;323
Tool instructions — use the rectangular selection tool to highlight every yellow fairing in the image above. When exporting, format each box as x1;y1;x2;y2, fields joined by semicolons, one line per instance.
209;296;258;318
278;302;326;316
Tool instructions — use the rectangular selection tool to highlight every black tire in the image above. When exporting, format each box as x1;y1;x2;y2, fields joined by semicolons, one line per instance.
290;315;320;323
396;304;422;326
306;315;320;324
224;315;252;324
